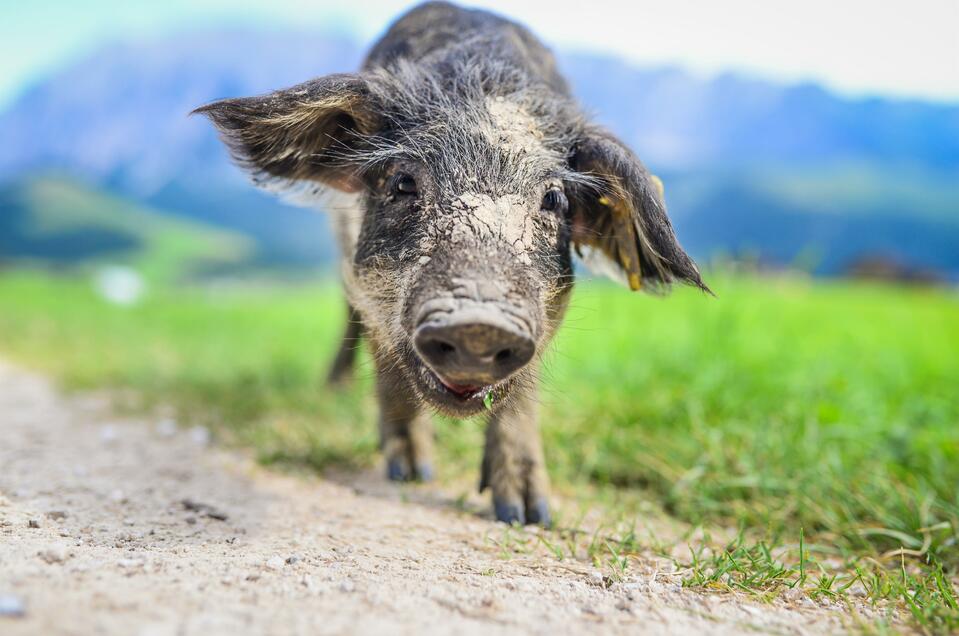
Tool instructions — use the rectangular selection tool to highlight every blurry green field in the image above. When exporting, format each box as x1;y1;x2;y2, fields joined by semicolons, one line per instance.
1;270;957;630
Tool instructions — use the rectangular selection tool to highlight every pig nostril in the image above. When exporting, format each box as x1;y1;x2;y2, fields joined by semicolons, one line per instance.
437;341;456;354
494;348;513;363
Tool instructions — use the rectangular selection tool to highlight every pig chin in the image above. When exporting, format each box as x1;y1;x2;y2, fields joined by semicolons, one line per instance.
404;345;511;417
391;335;523;417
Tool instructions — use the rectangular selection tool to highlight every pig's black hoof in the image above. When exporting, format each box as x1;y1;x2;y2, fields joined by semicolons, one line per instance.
387;458;410;482
494;499;525;525
525;498;551;528
414;462;434;482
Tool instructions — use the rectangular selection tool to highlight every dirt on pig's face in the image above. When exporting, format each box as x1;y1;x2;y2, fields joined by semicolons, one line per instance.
345;76;582;416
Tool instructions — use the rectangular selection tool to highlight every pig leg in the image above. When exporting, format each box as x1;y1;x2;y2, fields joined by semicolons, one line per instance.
375;357;435;482
326;304;362;386
480;384;550;526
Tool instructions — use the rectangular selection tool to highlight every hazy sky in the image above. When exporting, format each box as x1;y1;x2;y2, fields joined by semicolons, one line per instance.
1;0;957;109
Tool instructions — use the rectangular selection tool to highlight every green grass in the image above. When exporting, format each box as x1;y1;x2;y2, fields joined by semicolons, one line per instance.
0;269;957;631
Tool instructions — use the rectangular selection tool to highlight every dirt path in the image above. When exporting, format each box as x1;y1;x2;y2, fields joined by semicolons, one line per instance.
0;360;864;635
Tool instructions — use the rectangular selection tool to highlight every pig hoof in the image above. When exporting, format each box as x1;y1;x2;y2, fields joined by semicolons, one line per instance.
414;462;434;482
494;500;525;525
387;458;411;482
525;498;551;528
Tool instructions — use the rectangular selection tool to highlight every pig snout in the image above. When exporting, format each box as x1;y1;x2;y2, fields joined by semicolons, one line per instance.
413;304;535;389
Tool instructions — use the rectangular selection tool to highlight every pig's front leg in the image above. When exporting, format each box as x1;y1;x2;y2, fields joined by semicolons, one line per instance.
375;358;435;482
325;304;363;386
480;382;550;526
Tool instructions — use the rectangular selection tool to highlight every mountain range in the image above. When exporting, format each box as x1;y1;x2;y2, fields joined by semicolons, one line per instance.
1;28;957;279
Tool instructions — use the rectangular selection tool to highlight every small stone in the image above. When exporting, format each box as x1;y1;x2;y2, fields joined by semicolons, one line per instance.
180;499;228;521
27;519;40;529
155;418;178;437
265;556;285;570
46;510;68;521
285;555;300;565
38;546;70;564
189;427;211;446
0;594;25;618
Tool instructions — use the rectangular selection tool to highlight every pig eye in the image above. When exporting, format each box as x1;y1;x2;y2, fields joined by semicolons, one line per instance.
390;173;418;196
540;188;567;213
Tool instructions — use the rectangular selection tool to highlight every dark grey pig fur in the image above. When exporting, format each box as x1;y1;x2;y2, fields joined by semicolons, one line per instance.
195;1;708;526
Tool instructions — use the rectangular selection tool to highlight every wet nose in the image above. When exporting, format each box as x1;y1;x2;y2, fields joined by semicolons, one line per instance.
414;311;535;386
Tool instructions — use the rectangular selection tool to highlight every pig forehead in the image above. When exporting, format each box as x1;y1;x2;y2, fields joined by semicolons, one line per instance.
484;96;544;155
386;97;568;194
417;130;563;196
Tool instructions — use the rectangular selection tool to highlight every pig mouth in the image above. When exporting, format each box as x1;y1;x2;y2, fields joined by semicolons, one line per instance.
405;349;508;416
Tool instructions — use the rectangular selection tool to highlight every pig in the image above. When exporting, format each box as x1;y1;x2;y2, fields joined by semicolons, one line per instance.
195;1;708;526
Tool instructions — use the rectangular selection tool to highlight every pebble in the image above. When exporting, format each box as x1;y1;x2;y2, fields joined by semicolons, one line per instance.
27;519;40;529
155;418;178;437
265;556;285;570
189;427;211;446
38;546;70;564
0;594;25;618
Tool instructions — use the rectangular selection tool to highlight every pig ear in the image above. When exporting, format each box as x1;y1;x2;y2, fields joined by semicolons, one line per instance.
568;128;709;293
192;74;379;193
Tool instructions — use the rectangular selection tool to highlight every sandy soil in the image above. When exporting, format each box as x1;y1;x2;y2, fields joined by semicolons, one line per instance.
0;359;867;635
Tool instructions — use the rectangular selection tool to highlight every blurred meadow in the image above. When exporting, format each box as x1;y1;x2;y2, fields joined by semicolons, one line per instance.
1;0;958;632
2;264;958;629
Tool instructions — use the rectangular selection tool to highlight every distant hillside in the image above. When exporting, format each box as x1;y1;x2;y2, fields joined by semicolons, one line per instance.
560;54;959;172
0;29;957;278
0;177;252;282
0;30;353;269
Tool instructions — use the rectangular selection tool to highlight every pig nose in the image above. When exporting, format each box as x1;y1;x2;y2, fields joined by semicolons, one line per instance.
414;312;535;386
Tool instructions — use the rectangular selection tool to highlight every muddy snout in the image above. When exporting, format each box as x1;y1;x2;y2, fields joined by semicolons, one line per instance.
414;304;535;388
